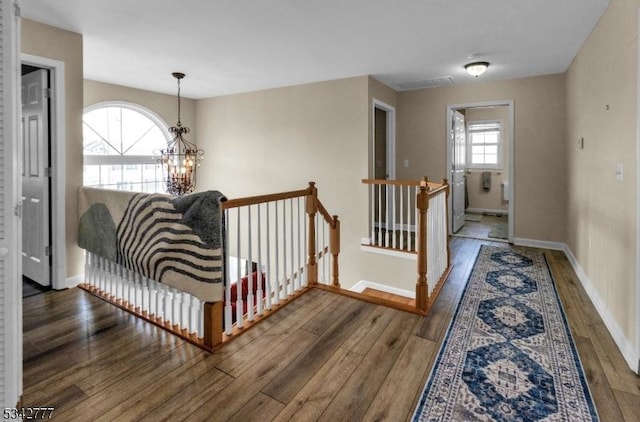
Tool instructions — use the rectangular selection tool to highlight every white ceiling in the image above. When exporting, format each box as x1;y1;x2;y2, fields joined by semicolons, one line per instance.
21;0;610;99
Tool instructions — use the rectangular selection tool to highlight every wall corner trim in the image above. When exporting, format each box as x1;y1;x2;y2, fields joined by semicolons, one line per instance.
350;280;416;299
512;237;565;250
66;274;83;289
563;245;640;374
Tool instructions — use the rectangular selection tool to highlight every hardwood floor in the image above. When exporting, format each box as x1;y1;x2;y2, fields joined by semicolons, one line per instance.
22;238;640;421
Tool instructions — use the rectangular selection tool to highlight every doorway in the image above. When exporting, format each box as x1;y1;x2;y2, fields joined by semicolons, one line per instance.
21;54;66;290
21;64;52;288
371;99;396;233
446;101;514;243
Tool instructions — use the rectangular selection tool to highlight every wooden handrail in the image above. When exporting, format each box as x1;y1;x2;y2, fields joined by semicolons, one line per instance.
316;198;336;228
222;187;310;209
361;177;447;198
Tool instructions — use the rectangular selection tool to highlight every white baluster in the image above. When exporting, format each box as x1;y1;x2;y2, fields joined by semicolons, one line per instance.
247;205;254;321
172;289;181;327
224;209;233;335
165;290;173;326
265;202;273;310
282;199;288;297
297;197;302;291
236;207;244;328
256;203;264;315
274;201;280;305
302;198;308;287
370;184;375;246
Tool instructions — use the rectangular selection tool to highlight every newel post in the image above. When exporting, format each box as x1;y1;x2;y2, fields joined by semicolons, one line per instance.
330;215;340;288
203;301;223;350
306;182;318;285
416;179;430;312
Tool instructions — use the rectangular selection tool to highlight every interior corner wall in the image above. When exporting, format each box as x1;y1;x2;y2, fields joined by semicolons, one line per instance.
565;0;638;368
195;76;370;289
21;19;84;280
396;74;567;242
83;80;197;143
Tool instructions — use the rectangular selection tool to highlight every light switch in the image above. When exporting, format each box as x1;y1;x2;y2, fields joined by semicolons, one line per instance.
616;163;624;181
403;159;409;168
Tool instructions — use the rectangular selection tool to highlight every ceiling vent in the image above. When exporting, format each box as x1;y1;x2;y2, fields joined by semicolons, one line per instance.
397;76;455;91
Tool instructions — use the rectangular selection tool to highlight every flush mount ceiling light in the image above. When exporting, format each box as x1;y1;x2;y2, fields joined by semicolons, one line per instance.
158;72;204;196
464;61;490;77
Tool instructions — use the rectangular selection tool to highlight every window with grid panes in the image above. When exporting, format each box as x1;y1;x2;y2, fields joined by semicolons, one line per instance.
83;103;169;193
466;120;502;169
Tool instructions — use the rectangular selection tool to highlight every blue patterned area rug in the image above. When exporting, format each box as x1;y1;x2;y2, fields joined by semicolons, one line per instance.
413;246;599;421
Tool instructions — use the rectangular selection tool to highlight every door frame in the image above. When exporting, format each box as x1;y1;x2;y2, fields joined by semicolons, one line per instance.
21;53;66;290
446;100;515;243
635;7;640;374
372;99;396;180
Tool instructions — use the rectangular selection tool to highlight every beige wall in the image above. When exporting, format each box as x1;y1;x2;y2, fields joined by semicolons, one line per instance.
566;0;638;359
196;76;372;288
465;106;510;212
396;74;567;242
84;80;197;143
22;19;84;279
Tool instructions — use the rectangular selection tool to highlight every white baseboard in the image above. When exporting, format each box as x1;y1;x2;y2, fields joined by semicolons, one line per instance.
466;207;508;215
513;237;565;251
66;274;83;289
350;280;415;299
563;245;639;374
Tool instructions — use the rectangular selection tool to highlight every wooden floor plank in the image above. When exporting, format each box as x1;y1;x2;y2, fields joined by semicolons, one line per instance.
272;347;364;422
187;329;318;421
317;311;420;422
227;392;285;422
362;335;437;422
21;237;640;421
214;290;337;378
262;300;374;403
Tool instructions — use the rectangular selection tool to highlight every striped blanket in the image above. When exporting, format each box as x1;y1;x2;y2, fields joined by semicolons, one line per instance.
78;187;226;302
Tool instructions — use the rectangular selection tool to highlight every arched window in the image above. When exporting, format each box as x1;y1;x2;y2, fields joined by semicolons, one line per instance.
83;102;169;193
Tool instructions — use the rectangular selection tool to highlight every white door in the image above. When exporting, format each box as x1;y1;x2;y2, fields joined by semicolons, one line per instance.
452;110;466;233
21;69;51;286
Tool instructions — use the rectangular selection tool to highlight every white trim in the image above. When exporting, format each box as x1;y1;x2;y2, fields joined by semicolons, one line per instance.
350;279;415;299
446;100;515;244
66;273;83;288
21;53;67;290
466;119;503;170
360;244;417;260
512;237;565;251
636;6;640;375
372;98;396;179
3;0;22;406
84;100;171;139
466;208;507;215
564;245;640;374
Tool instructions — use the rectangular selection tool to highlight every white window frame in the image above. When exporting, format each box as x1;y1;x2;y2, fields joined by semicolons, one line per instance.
82;101;170;193
466;119;503;170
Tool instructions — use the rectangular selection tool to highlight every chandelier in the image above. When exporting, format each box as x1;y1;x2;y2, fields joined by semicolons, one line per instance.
159;72;204;196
